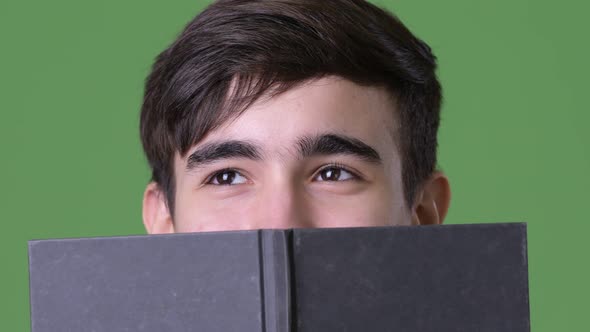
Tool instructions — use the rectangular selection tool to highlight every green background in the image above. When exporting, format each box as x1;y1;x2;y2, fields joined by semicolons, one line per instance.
1;0;588;329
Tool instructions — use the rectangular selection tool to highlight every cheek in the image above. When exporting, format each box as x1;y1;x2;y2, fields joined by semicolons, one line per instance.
174;188;281;232
308;188;409;227
173;194;256;232
171;175;410;231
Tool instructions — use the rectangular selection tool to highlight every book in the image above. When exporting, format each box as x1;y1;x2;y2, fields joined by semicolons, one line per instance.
28;223;530;331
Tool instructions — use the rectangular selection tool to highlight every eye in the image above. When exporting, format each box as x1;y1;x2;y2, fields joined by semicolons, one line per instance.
206;169;249;185
313;165;357;182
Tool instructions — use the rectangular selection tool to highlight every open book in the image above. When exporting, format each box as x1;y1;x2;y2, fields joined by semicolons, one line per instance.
28;223;530;331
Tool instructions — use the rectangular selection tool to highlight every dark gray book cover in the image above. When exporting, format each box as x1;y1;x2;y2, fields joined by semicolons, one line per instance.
28;223;530;331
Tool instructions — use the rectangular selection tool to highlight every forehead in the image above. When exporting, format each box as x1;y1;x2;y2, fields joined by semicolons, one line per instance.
178;76;399;161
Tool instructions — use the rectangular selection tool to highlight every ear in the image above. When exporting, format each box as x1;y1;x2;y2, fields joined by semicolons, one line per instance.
142;182;175;234
411;171;451;225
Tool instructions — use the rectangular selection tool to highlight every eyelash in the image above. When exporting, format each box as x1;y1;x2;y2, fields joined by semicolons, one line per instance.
204;168;246;186
204;163;361;186
315;162;360;181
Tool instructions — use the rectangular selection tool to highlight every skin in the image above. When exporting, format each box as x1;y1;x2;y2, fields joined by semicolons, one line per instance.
143;76;451;233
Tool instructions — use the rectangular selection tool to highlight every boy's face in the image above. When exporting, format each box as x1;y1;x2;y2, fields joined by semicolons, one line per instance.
143;76;449;233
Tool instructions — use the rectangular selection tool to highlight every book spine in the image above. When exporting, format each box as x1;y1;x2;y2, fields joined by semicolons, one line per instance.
260;230;291;332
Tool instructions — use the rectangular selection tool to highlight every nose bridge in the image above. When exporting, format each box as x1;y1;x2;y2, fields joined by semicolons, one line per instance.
259;179;310;229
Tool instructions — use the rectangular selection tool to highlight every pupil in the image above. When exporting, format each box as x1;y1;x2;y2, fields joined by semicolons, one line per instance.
321;168;340;181
217;171;235;184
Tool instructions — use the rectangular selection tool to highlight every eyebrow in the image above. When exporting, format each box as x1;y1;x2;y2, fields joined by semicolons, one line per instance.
185;133;382;171
186;140;262;170
297;134;382;164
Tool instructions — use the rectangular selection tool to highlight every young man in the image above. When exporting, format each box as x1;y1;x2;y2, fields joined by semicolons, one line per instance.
140;0;451;234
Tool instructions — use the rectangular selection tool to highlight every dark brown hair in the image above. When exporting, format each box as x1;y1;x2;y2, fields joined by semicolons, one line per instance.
140;0;442;214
